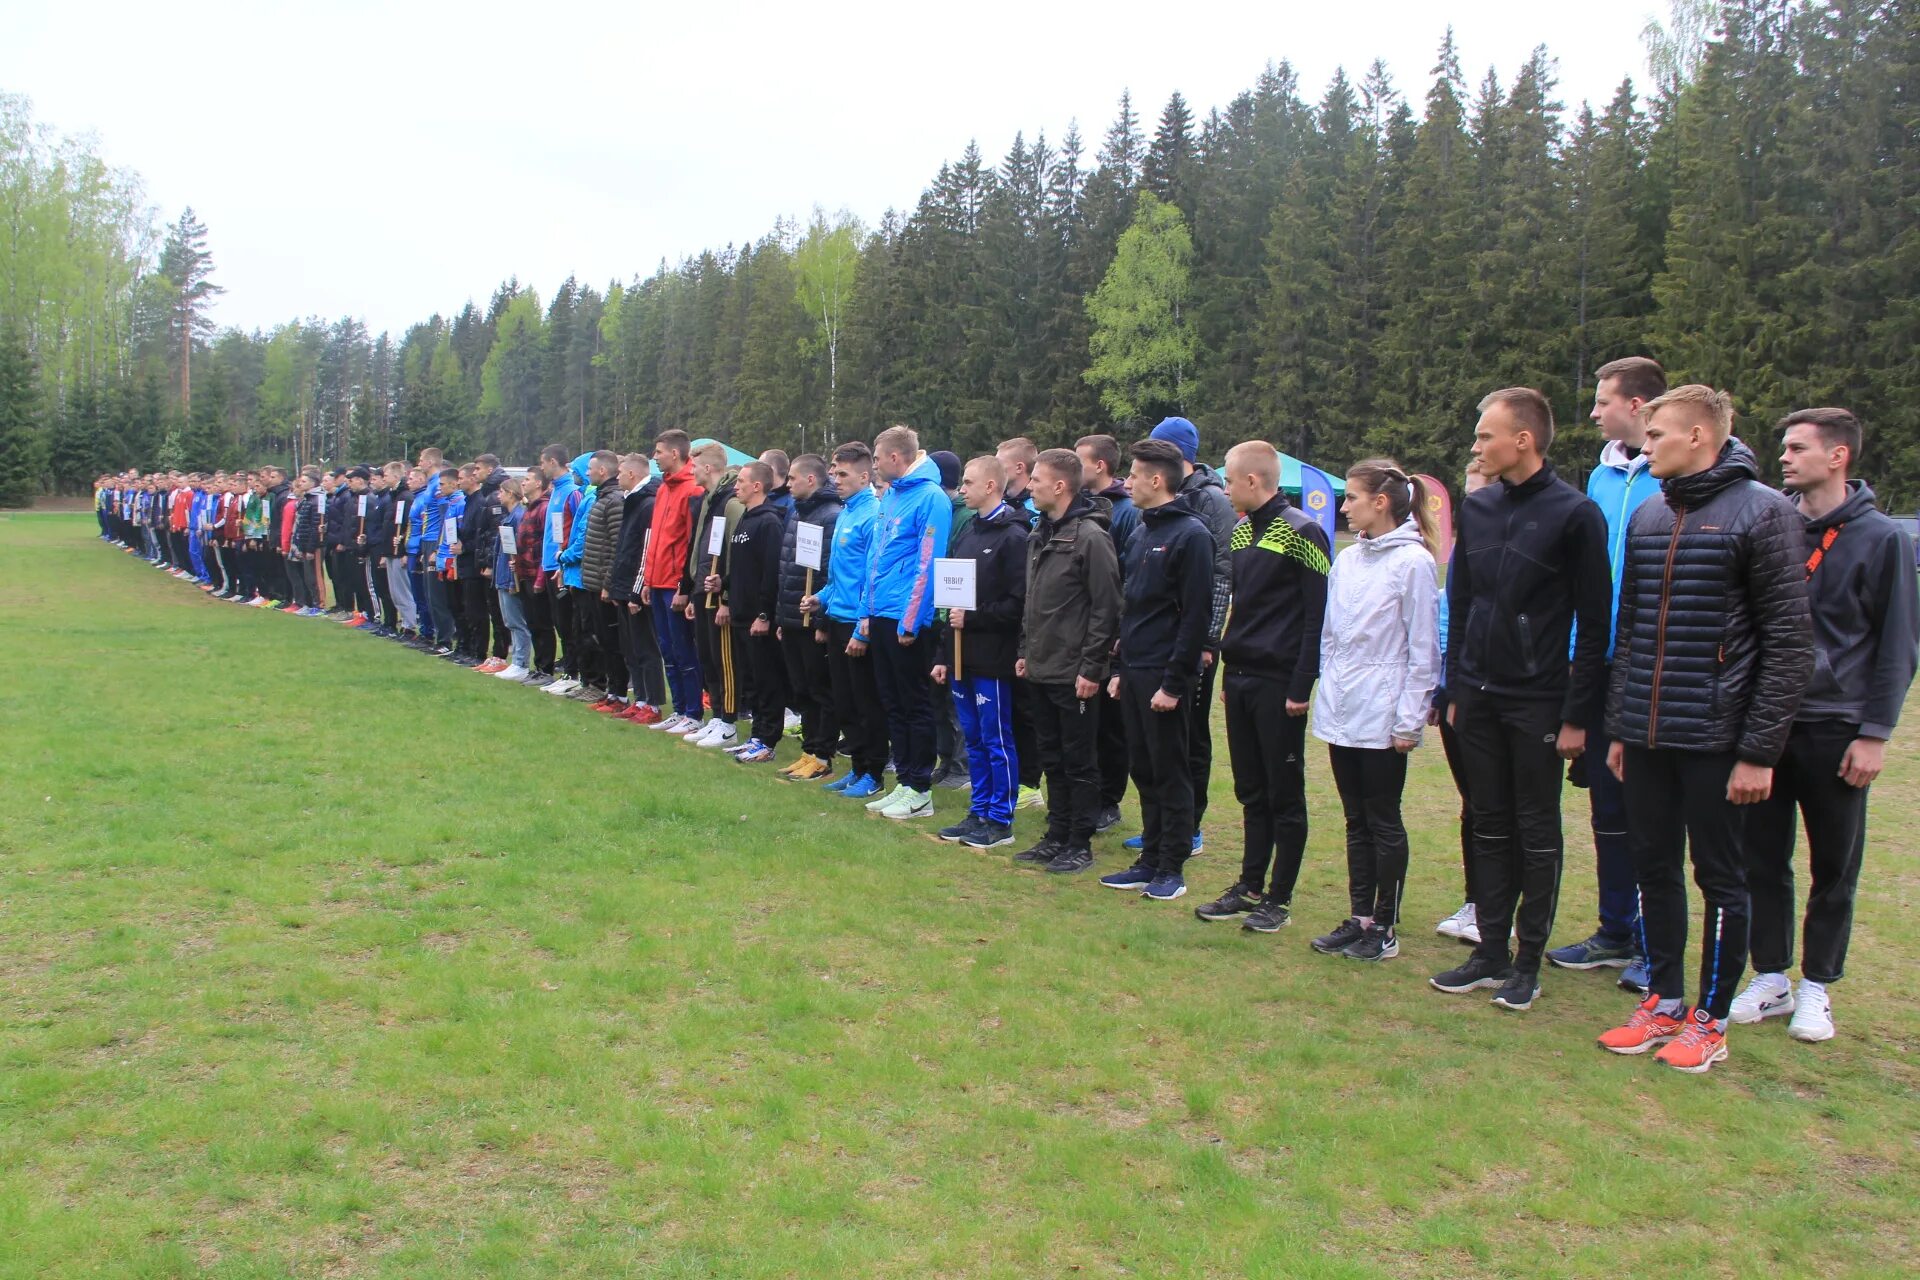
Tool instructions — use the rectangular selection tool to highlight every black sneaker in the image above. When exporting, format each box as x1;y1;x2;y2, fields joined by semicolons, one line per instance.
1013;837;1065;865
961;820;1014;850
1312;917;1366;954
1430;955;1512;994
1044;846;1093;874
1491;971;1540;1011
1193;882;1261;923
1242;897;1292;933
1342;925;1400;962
1092;804;1122;834
938;815;985;843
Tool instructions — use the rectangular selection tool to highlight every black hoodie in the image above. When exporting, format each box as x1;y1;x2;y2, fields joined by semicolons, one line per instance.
607;477;659;604
726;501;786;624
1794;480;1920;738
1119;491;1215;697
1446;458;1611;727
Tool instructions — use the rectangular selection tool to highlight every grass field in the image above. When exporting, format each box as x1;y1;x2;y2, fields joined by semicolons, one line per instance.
1;512;1916;1279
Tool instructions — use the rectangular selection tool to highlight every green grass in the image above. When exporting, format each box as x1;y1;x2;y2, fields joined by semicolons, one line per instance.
2;512;1916;1278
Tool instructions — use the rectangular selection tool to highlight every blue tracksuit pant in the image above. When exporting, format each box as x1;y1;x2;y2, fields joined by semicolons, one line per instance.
953;675;1017;825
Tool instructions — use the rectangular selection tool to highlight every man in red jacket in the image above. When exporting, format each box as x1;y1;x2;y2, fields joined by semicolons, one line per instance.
643;429;707;734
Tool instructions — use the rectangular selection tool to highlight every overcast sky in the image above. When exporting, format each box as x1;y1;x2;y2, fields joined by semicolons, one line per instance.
7;1;1656;337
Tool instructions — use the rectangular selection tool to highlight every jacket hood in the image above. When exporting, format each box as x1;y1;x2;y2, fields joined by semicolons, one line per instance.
1597;438;1651;474
740;501;783;526
1800;478;1879;531
569;453;592;486
1096;480;1130;503
796;483;841;517
1358;517;1427;554
891;453;942;493
479;470;505;495
627;475;659;501
1664;437;1759;508
1145;490;1204;522
1182;463;1225;494
1040;489;1111;533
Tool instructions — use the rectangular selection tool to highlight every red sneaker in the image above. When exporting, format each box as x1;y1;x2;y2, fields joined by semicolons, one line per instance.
1597;995;1686;1055
629;703;663;725
591;698;624;714
1654;1010;1729;1074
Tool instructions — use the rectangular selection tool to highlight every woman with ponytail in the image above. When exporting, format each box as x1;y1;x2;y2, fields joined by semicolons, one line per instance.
1308;459;1441;962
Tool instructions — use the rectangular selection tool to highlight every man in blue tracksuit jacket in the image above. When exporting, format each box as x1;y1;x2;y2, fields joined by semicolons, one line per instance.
858;428;953;815
1549;356;1668;982
817;446;889;795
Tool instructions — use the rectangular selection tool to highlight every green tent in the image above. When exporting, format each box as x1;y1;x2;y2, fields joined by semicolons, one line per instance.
1279;451;1346;497
649;437;757;477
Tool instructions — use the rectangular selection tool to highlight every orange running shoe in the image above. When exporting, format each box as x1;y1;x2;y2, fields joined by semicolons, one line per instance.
629;703;663;725
1654;1010;1729;1074
1598;995;1686;1055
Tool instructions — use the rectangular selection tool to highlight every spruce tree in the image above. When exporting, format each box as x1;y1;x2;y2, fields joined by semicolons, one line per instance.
0;326;43;506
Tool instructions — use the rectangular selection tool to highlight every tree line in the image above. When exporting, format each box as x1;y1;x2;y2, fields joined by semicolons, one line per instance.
2;1;1915;508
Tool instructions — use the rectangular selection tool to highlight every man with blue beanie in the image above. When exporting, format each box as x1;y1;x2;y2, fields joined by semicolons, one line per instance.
859;425;953;820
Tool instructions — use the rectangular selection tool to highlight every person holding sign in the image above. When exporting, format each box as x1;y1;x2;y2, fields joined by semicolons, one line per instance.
683;444;745;749
722;463;789;763
931;456;1029;849
340;467;377;627
1100;439;1214;902
857;425;953;820
775;454;843;780
1015;449;1121;873
490;477;535;680
608;453;666;723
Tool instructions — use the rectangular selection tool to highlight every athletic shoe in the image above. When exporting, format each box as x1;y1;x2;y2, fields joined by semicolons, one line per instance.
879;788;934;820
1142;874;1186;901
1093;804;1122;834
1598;995;1688;1055
1729;973;1795;1025
865;783;910;812
630;703;665;726
1654;1010;1729;1073
1123;833;1145;851
682;719;721;746
1491;972;1540;1012
721;738;759;756
1242;897;1292;933
822;770;859;792
1342;925;1399;962
734;739;776;763
590;697;626;714
1788;981;1834;1043
962;821;1014;850
279;603;302;613
1099;862;1154;891
933;759;971;790
696;723;739;749
1015;785;1045;810
1430;956;1511;994
1547;931;1636;971
342;612;368;626
783;709;803;734
543;677;582;696
939;815;986;843
1435;902;1477;941
1311;918;1365;954
1013;837;1064;866
776;754;812;778
477;658;508;674
1044;847;1093;874
882;759;896;776
1618;957;1651;994
521;670;555;686
495;665;529;681
1193;882;1261;923
841;774;882;799
788;755;831;781
656;714;699;734
302;607;326;617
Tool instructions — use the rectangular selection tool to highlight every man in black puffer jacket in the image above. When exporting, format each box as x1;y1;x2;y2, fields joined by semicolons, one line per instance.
609;457;665;717
1431;388;1611;1014
775;455;842;780
1595;386;1812;1075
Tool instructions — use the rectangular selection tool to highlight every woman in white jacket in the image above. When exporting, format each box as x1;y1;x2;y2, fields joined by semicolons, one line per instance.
1308;459;1441;962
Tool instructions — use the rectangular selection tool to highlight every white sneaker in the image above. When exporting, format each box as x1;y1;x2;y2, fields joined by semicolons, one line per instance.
683;719;719;745
495;664;528;680
668;715;704;735
880;788;934;820
654;714;690;733
1788;980;1835;1042
543;677;581;696
865;783;909;812
697;722;738;749
1729;972;1795;1025
783;709;803;733
1436;902;1477;940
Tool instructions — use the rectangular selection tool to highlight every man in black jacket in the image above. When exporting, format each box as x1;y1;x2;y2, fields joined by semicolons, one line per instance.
929;456;1030;851
722;462;788;761
775;455;843;780
1195;440;1330;932
1730;407;1917;1045
610;457;666;721
1102;439;1216;902
1430;388;1611;1013
1013;449;1120;872
1596;387;1812;1073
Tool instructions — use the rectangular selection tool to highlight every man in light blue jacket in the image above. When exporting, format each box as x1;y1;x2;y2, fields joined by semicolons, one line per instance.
857;426;953;820
1548;356;1668;988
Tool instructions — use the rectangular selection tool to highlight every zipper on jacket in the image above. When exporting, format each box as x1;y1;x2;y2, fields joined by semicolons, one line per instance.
1647;505;1684;745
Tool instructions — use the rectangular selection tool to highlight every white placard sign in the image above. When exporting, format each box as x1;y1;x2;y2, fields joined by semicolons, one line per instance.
357;494;368;518
706;516;727;557
796;521;824;571
443;516;458;545
934;558;977;611
499;523;517;556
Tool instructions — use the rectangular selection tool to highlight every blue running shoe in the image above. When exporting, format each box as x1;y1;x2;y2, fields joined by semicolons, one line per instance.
1618;956;1651;994
841;774;882;799
823;771;858;792
1192;831;1204;854
1143;874;1187;901
1123;834;1144;851
1099;862;1154;891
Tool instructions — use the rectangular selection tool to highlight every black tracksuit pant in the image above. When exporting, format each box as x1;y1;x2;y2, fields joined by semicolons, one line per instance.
1745;719;1870;984
1453;685;1565;975
1097;681;1130;808
780;625;837;761
871;621;937;791
1031;681;1101;848
741;626;788;746
371;557;396;628
594;598;626;697
1329;744;1411;929
526;584;556;673
1011;679;1042;790
345;552;375;618
1434;690;1477;905
1224;671;1310;903
827;619;888;779
462;575;495;658
1624;745;1749;1021
1119;669;1194;878
547;578;576;677
1185;659;1220;831
694;605;736;721
620;600;667;707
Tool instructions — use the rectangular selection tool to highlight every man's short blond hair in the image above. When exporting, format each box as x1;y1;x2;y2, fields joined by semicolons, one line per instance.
996;436;1038;470
965;455;1007;488
1644;384;1736;443
874;425;919;459
692;443;728;468
1225;440;1280;490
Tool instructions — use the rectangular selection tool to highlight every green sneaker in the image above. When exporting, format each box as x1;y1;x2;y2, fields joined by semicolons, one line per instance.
865;783;910;812
880;788;934;820
1015;785;1045;810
